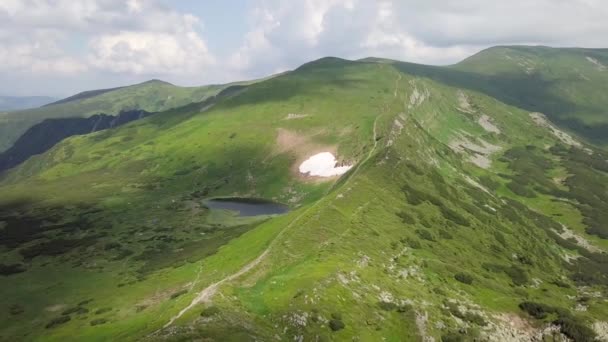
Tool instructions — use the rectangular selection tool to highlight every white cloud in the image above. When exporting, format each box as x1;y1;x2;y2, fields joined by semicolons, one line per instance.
89;30;214;74
1;0;608;95
0;29;87;74
0;0;215;76
229;0;608;79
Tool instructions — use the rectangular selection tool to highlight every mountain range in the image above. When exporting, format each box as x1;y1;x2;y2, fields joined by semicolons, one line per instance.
0;46;607;341
0;96;57;112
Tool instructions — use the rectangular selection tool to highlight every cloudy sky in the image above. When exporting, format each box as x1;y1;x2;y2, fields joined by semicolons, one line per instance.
1;0;607;97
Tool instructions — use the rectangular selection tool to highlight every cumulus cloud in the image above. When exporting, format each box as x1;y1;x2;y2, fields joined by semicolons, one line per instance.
229;0;608;78
1;0;608;95
88;31;214;75
0;0;214;76
0;30;87;75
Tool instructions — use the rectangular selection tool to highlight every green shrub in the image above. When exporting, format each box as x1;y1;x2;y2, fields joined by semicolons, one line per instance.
550;279;570;288
397;211;416;225
46;315;71;329
555;316;597;342
464;312;487;326
378;301;398;311
9;304;24;315
507;182;536;198
493;232;507;246
103;242;121;250
519;302;552;319
200;306;220;317
329;319;345;331
416;229;435;241
439;229;453;239
405;238;421;249
94;307;112;315
0;263;26;276
61;306;88;315
454;272;474;285
441;332;465;342
170;289;188;299
90;318;108;326
519;301;597;342
438;204;470;227
504;265;528;286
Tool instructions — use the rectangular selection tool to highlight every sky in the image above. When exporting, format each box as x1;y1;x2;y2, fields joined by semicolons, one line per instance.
1;0;607;97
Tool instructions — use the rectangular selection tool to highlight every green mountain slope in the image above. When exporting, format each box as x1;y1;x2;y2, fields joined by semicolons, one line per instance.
1;49;607;341
382;46;608;145
0;80;233;152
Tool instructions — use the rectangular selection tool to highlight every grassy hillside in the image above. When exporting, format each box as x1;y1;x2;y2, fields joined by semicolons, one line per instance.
1;50;607;341
0;80;233;152
378;46;608;145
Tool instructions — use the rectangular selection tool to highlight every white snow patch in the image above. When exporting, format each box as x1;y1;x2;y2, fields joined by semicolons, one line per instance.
299;152;352;177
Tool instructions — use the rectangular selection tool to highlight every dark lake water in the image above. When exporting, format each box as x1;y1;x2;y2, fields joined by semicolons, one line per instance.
204;198;289;217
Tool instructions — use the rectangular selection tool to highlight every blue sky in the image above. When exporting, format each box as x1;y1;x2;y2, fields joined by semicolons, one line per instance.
1;0;607;97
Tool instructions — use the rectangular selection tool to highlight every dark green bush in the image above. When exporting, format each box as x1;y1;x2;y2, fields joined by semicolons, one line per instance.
0;263;26;276
46;315;71;329
555;316;597;342
416;229;435;241
90;318;108;326
519;301;597;342
550;279;570;288
441;332;465;342
170;289;188;299
9;304;24;315
406;238;421;249
493;232;507;246
507;181;536;198
94;307;112;315
519;302;552;319
329;319;345;331
103;242;121;250
397;211;416;225
438;204;470;227
61;306;88;315
200;306;220;317
454;272;474;285
439;229;453;239
378;301;397;311
504;265;528;286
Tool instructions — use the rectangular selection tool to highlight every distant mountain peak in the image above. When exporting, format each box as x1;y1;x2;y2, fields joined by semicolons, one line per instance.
140;79;173;86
